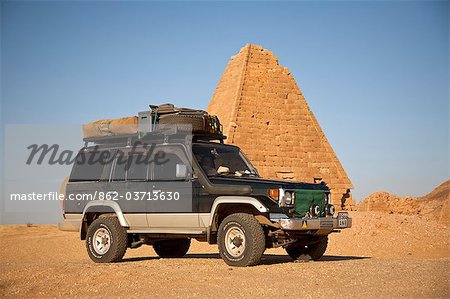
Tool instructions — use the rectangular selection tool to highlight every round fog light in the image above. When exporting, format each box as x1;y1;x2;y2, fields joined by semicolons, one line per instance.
326;204;335;215
310;204;321;216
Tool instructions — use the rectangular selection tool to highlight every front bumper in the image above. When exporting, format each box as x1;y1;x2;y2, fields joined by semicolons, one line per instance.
273;213;352;231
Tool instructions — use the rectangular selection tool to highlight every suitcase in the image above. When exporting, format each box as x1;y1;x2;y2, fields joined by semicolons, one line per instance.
140;103;223;136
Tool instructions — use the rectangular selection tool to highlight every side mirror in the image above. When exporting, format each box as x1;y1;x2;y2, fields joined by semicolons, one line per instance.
176;164;188;178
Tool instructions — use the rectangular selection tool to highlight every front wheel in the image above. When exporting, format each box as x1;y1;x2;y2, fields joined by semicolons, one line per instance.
218;213;266;267
86;216;128;263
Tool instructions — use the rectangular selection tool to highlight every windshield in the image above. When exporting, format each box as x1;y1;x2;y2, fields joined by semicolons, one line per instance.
193;143;259;177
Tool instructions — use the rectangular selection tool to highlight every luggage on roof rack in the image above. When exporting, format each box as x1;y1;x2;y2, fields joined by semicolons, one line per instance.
82;116;138;139
82;103;225;143
138;103;223;138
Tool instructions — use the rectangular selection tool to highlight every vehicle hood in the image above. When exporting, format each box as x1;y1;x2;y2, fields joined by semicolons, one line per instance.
208;176;329;191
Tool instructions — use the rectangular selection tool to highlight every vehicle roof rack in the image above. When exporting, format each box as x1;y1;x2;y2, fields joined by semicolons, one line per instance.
192;132;226;143
83;134;139;147
83;130;226;147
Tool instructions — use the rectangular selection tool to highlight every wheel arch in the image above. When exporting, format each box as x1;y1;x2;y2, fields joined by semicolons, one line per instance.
80;201;128;240
209;196;268;227
207;196;268;244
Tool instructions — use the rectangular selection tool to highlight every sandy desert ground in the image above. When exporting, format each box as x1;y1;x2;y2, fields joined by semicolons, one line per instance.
1;211;449;298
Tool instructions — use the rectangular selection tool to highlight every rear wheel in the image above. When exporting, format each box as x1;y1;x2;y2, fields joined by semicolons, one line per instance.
285;236;328;261
153;238;191;258
218;213;266;267
86;216;128;263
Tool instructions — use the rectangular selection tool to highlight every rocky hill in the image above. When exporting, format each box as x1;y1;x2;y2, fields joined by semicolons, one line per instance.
357;180;449;225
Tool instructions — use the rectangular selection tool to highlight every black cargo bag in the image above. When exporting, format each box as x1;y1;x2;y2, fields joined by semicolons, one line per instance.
139;103;223;136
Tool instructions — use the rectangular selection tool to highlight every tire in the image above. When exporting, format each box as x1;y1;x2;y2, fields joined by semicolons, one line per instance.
158;114;204;132
153;238;191;258
306;236;328;260
218;213;266;267
86;216;128;263
285;244;305;260
285;236;328;261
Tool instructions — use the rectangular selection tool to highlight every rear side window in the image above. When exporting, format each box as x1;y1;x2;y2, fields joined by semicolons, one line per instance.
128;154;148;181
112;152;149;181
113;156;126;181
70;151;111;181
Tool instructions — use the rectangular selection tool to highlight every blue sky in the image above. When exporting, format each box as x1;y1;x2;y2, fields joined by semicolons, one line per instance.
1;0;449;204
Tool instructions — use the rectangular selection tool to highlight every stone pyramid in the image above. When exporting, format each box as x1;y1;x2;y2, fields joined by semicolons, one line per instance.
207;44;354;207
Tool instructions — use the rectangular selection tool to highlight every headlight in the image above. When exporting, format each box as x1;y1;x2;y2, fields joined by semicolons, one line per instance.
325;204;335;215
310;204;321;216
278;190;294;207
284;192;293;205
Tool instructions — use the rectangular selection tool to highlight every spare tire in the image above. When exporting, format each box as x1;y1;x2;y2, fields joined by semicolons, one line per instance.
153;238;191;258
285;236;328;261
158;114;205;132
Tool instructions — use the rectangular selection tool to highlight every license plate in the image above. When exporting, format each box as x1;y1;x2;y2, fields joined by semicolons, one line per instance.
337;212;349;228
338;218;348;228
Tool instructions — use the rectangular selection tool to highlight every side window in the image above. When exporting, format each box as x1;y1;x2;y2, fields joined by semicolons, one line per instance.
69;150;111;182
112;151;149;181
153;153;182;180
113;151;127;181
128;154;148;181
152;147;190;181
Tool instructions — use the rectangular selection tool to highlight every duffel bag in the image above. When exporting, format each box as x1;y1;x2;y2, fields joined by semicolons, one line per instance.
82;116;138;138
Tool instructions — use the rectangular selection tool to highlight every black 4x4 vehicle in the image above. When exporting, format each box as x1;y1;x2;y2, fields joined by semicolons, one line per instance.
59;107;351;267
